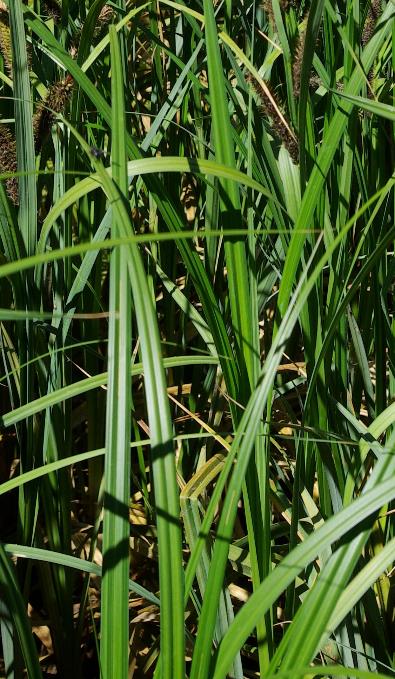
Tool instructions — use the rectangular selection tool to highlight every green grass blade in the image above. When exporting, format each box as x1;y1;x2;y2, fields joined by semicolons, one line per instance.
203;0;252;388
3;544;160;605
99;26;132;678
0;544;42;679
0;356;218;428
64;126;185;679
9;0;36;255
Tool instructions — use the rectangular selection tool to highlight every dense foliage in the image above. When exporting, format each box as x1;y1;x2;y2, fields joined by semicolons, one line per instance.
0;0;394;677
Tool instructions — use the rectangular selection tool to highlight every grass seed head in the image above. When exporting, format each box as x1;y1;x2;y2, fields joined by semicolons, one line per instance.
41;0;62;23
0;123;18;204
33;75;74;153
292;13;309;98
261;0;291;29
93;4;116;39
361;0;382;45
247;73;299;164
71;5;115;56
0;4;12;78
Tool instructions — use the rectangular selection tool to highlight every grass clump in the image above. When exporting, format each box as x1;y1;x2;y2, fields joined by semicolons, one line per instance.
0;0;394;677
